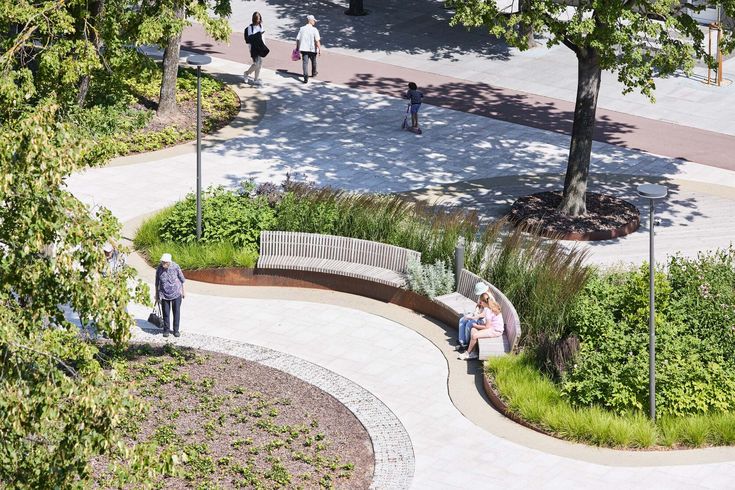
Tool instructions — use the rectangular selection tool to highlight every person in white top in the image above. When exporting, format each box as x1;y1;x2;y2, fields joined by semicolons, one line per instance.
296;14;321;84
459;298;504;361
244;12;268;86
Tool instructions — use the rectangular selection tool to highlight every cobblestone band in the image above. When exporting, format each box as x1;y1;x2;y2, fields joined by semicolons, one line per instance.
131;328;415;490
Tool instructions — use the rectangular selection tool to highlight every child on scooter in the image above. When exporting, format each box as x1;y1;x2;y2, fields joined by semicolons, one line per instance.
405;82;423;130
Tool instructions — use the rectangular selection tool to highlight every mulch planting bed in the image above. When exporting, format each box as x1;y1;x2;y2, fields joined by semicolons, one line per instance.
508;191;640;241
102;344;374;489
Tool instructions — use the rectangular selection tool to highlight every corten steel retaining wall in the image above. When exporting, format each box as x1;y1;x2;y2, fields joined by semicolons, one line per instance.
182;268;460;328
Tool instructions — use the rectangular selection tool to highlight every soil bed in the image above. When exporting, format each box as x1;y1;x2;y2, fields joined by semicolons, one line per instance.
508;191;640;241
101;344;374;489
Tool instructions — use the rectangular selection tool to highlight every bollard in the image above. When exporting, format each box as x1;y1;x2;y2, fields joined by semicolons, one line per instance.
454;242;465;290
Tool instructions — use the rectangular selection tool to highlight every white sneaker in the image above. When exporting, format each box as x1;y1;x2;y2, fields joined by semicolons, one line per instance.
253;79;263;87
243;74;254;85
458;351;478;361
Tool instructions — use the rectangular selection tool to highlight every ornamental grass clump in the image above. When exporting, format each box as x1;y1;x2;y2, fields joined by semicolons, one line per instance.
488;355;657;448
275;183;478;264
464;218;592;372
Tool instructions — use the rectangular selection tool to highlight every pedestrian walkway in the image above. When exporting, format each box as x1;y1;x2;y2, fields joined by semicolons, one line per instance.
66;48;735;488
70;50;735;266
121;243;735;489
182;22;735;172
190;0;735;136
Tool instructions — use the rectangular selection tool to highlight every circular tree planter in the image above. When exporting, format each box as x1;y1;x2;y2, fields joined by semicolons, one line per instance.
508;191;640;241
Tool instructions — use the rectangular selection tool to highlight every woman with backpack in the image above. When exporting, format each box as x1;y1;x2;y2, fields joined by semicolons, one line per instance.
244;12;269;87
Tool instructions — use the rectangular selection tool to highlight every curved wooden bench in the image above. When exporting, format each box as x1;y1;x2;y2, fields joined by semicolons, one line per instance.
257;231;421;288
434;269;521;359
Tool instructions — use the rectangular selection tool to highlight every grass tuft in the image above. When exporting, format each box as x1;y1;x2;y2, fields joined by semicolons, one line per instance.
488;355;734;449
135;208;258;269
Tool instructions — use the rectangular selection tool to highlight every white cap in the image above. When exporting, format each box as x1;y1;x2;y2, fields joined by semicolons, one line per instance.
474;282;489;296
306;14;317;22
102;243;113;253
160;253;172;263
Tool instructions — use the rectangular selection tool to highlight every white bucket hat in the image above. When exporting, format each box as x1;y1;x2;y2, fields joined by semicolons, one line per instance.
474;282;489;296
102;243;113;253
160;253;172;263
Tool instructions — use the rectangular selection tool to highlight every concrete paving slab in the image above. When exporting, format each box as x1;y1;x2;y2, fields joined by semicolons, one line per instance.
65;48;735;488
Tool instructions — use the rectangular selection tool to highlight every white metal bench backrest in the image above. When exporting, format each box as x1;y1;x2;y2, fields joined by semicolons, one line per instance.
457;268;482;301
260;231;420;273
487;283;521;352
457;269;522;351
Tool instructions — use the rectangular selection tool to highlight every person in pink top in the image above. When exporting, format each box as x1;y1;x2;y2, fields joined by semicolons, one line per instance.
459;298;504;360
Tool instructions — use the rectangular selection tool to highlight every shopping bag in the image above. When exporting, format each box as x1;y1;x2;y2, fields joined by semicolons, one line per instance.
291;48;301;61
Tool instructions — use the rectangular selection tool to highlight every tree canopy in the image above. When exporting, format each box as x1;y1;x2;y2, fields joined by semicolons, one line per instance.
0;0;197;483
448;0;735;215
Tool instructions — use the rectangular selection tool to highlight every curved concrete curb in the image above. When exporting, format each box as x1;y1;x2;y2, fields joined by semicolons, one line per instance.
130;329;415;490
122;208;735;467
104;54;267;168
507;191;641;241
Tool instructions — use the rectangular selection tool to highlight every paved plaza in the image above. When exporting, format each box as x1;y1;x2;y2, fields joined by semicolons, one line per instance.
66;6;735;487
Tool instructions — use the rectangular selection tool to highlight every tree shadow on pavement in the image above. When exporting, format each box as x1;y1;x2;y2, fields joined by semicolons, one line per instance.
199;75;707;239
344;73;639;149
399;174;703;232
261;0;512;61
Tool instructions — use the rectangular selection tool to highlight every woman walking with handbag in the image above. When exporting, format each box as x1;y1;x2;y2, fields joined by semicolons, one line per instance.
244;12;269;87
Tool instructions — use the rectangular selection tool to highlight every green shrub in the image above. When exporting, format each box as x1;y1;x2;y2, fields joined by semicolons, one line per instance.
61;50;239;161
160;184;276;248
405;257;454;298
489;354;735;448
563;251;735;417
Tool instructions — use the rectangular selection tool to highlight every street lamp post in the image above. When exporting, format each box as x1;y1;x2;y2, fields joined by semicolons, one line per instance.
636;183;668;421
186;54;212;241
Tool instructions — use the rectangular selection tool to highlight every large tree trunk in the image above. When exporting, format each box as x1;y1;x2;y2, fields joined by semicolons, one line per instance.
76;0;104;108
157;5;185;118
346;0;367;15
77;76;91;108
518;0;535;49
559;46;601;216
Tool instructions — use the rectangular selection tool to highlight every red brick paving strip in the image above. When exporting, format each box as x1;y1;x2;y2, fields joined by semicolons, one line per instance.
182;24;735;172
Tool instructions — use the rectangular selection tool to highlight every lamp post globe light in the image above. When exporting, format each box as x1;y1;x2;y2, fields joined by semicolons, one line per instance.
186;54;212;241
636;183;668;421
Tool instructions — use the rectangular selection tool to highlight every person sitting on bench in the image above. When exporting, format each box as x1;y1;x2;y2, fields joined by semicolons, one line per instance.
459;297;504;360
